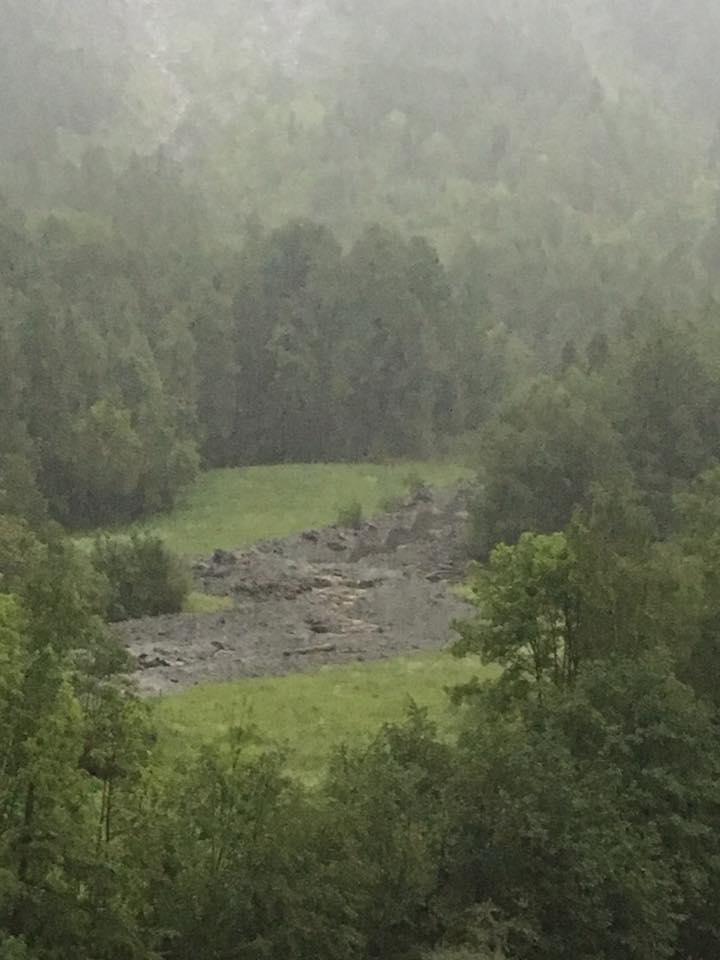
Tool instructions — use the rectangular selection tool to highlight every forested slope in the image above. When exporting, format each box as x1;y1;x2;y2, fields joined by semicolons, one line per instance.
8;6;720;959
3;0;720;530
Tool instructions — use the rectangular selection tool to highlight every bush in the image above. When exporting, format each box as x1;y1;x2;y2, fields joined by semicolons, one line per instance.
469;374;627;558
379;494;405;513
91;533;190;622
0;515;46;593
403;469;427;495
337;501;363;529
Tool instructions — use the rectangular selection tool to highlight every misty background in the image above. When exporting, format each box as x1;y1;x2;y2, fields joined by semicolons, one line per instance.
3;0;720;527
8;8;720;960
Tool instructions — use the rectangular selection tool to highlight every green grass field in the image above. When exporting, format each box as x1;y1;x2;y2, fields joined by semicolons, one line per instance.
109;461;484;773
156;651;493;780
93;461;472;556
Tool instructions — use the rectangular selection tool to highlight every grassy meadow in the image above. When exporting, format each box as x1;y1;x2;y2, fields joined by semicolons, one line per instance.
91;461;473;556
155;651;493;780
109;461;483;772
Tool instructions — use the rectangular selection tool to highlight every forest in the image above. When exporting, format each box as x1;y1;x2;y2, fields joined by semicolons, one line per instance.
3;0;720;958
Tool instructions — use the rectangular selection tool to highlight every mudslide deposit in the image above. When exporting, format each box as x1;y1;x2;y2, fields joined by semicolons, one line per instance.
116;485;475;694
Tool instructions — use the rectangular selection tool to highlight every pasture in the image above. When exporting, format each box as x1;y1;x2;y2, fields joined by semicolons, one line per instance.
155;651;492;780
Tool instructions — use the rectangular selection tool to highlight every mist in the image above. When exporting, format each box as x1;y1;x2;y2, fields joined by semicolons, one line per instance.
5;5;720;959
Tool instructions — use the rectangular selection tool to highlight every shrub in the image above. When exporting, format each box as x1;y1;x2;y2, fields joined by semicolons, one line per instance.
337;501;363;529
379;494;405;513
469;374;627;558
403;469;427;495
91;533;190;622
0;515;46;593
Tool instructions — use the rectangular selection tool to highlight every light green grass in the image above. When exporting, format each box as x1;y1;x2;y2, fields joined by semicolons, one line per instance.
182;592;234;614
155;651;494;780
85;462;473;556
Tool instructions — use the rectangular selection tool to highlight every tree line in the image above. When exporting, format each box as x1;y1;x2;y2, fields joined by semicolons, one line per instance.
5;265;720;957
470;306;720;552
0;171;510;529
7;148;720;533
4;444;720;959
5;0;720;533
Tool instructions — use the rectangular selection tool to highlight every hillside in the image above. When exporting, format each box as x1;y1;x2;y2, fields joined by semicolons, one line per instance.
6;5;720;958
4;0;720;531
97;461;472;555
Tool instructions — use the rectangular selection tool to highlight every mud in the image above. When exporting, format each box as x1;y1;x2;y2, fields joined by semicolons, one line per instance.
115;484;475;694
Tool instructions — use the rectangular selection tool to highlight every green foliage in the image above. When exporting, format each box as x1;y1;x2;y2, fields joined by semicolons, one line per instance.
565;480;680;658
535;655;720;959
322;707;455;958
470;373;627;556
442;659;706;960
0;937;33;960
6;5;720;957
669;465;720;707
0;178;482;530
458;481;689;701
470;317;720;556
182;591;233;614
0;517;46;594
454;532;579;696
378;493;405;513
5;501;720;960
132;732;362;960
403;469;429;496
0;455;46;528
336;500;363;529
427;952;507;960
91;534;190;622
0;198;201;528
619;318;720;529
0;529;151;960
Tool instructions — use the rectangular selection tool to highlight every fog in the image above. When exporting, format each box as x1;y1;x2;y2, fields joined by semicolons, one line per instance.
3;0;720;524
5;11;720;957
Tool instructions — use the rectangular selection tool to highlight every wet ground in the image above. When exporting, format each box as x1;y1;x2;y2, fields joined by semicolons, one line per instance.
116;484;475;694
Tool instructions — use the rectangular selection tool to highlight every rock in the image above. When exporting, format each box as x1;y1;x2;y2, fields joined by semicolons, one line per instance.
357;576;385;589
137;653;171;669
283;642;337;658
411;506;442;536
313;576;338;589
118;479;475;694
350;541;380;562
384;525;413;551
212;549;237;566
